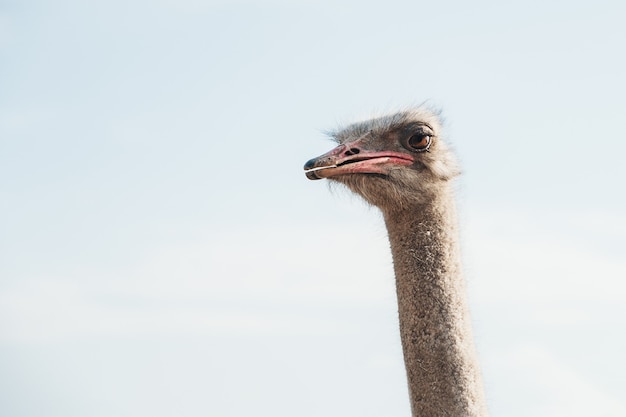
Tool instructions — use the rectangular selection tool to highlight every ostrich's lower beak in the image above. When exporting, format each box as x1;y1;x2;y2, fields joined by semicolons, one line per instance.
304;143;414;180
303;163;338;180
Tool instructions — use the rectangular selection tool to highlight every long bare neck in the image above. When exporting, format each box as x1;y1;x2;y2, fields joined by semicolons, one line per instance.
383;187;487;417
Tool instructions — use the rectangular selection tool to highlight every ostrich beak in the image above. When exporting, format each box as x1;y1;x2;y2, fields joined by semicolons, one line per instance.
304;143;414;180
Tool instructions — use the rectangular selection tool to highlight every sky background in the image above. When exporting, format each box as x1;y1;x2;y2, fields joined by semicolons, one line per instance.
1;0;625;416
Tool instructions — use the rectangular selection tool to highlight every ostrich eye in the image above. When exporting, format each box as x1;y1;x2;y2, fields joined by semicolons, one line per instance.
406;134;431;152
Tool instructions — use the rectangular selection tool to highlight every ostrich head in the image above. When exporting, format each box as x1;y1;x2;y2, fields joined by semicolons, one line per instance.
304;108;460;210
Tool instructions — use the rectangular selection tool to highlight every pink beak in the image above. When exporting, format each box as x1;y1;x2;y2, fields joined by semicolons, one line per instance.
304;141;414;180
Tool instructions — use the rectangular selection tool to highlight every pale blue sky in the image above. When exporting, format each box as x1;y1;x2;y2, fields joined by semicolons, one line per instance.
1;1;625;416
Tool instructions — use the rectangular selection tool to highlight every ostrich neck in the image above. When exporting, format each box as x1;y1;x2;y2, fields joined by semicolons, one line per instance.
383;189;487;417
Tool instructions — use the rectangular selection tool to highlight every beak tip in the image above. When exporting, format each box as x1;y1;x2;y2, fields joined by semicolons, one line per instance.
304;158;317;170
305;170;323;180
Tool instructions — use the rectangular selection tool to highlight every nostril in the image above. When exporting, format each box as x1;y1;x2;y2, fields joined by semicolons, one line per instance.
346;148;360;156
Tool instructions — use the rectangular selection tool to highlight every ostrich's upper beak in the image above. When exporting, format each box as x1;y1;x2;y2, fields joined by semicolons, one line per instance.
303;142;414;180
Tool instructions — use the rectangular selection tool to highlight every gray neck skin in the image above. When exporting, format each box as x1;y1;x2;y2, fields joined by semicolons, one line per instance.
382;188;488;417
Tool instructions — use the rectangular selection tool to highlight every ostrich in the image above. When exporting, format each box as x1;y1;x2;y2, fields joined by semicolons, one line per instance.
303;108;488;417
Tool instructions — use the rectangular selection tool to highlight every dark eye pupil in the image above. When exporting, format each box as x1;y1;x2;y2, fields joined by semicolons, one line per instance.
408;134;430;150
